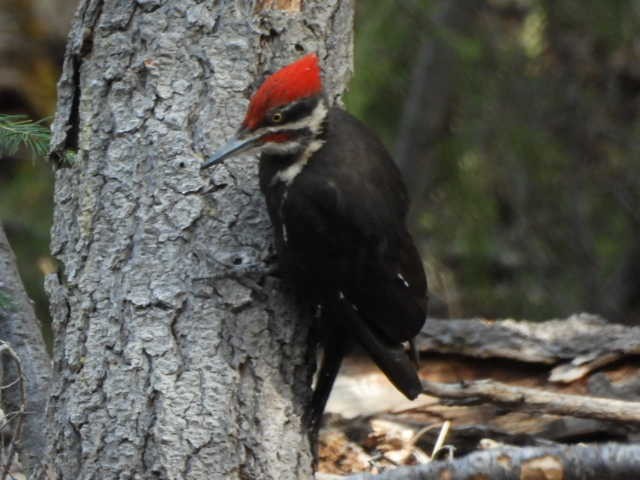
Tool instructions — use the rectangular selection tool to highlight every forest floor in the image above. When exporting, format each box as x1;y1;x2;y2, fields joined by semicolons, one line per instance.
318;315;640;475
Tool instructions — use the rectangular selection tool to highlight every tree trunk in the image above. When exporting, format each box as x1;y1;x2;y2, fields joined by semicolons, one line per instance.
44;1;353;479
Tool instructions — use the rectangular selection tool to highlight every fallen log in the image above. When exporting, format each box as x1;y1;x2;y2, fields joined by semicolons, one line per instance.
416;314;640;383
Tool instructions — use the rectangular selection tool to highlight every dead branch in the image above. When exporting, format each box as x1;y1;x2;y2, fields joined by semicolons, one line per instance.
0;342;26;480
421;378;640;424
331;443;640;480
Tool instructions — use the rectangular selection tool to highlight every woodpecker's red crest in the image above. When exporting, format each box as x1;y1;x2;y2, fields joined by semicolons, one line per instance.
242;53;323;130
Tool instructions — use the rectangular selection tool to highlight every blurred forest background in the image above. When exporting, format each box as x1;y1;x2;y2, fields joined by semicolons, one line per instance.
1;0;639;335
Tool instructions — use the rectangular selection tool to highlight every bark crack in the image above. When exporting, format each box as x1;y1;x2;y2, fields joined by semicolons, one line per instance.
170;299;187;381
55;0;104;162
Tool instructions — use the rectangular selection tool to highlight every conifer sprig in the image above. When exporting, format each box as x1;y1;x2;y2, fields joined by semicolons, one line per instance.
0;114;51;158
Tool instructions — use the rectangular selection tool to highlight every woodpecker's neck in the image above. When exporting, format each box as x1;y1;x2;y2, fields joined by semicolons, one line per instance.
262;98;329;187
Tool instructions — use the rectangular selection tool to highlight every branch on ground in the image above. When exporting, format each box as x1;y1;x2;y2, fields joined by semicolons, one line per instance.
325;443;640;480
420;378;640;424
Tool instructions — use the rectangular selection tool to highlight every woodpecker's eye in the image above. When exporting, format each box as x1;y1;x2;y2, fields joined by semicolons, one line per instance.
271;112;284;123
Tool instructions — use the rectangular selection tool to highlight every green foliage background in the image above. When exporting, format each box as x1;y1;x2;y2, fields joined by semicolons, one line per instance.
1;0;639;326
345;0;640;322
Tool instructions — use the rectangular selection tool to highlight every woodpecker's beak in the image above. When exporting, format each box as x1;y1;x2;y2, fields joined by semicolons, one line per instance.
201;131;263;170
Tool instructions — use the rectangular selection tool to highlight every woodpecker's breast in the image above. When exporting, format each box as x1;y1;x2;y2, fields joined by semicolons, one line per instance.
258;162;298;259
258;136;326;237
258;166;289;246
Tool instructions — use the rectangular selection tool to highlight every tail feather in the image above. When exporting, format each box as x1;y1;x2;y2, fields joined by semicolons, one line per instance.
307;331;347;436
342;304;422;400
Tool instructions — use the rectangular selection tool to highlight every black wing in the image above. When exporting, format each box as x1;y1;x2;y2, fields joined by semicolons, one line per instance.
284;108;428;343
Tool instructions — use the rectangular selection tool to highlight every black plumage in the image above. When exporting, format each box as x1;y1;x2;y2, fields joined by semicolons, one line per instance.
259;107;428;432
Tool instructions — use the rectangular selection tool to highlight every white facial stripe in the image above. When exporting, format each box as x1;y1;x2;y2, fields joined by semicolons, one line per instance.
262;140;302;155
271;138;325;186
259;100;328;137
293;100;327;134
263;100;329;187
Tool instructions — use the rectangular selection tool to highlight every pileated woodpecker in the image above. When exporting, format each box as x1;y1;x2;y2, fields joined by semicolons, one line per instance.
202;54;427;432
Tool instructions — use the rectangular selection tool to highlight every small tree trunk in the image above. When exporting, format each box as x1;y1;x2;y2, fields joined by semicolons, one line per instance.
393;0;483;222
44;1;353;478
0;226;51;476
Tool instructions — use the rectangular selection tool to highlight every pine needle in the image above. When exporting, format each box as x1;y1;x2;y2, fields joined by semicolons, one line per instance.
0;114;51;159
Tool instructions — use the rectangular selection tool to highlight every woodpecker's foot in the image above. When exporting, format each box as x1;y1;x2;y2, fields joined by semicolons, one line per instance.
233;277;269;301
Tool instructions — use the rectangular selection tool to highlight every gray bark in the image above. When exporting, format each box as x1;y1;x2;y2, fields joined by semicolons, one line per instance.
0;226;51;476
44;1;353;479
